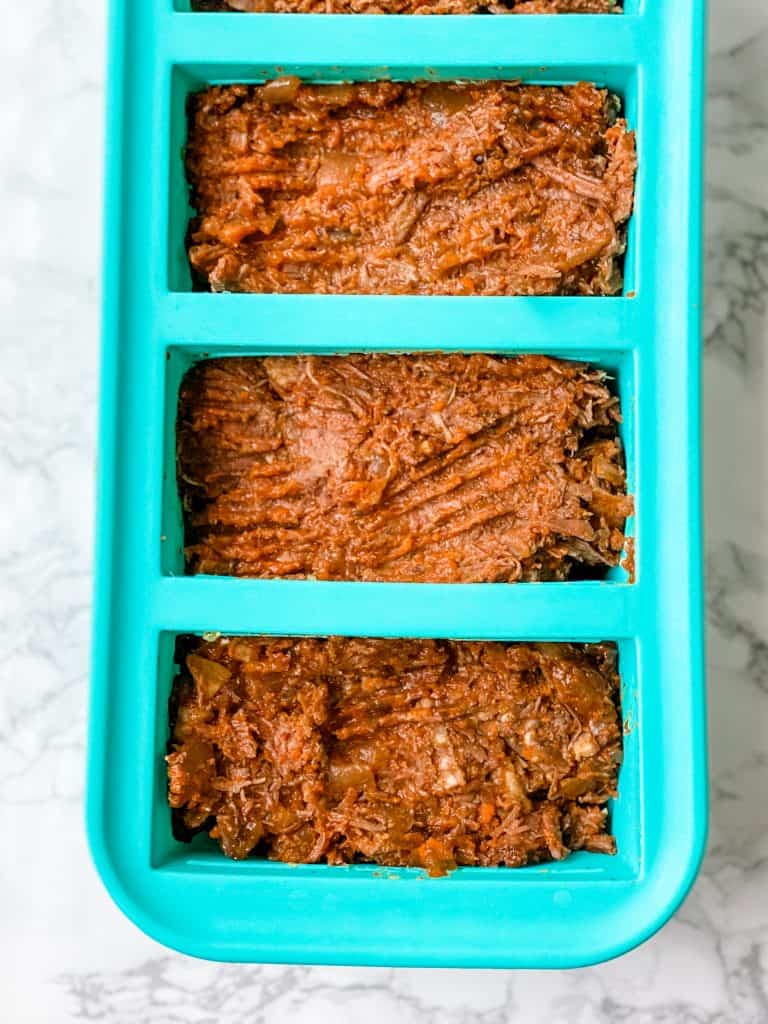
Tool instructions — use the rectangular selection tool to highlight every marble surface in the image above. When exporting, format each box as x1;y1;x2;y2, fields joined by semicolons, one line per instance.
2;2;767;1020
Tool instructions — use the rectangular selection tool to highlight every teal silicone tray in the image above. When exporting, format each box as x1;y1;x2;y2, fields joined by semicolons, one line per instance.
87;0;708;968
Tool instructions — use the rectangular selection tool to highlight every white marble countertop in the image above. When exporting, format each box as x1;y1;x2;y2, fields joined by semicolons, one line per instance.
2;1;767;1020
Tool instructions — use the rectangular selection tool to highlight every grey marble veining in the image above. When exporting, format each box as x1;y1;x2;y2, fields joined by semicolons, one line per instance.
706;28;768;373
2;1;767;1020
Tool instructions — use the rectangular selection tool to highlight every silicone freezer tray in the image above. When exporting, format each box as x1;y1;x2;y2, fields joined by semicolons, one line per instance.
88;0;708;968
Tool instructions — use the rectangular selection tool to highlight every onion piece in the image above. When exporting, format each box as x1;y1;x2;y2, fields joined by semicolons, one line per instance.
315;83;356;106
421;83;474;116
259;76;301;106
316;151;358;187
187;654;231;698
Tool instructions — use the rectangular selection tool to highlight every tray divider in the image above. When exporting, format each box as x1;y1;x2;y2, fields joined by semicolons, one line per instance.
150;576;640;640
155;295;641;352
163;16;647;70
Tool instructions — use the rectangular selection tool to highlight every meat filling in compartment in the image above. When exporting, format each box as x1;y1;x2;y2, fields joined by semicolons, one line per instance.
193;1;619;12
177;354;633;582
186;80;636;295
168;637;622;873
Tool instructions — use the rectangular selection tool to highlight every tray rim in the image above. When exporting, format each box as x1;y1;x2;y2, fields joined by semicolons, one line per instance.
87;0;708;968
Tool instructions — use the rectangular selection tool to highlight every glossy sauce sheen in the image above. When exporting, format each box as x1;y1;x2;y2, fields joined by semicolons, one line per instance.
178;354;632;582
168;637;622;874
186;81;636;295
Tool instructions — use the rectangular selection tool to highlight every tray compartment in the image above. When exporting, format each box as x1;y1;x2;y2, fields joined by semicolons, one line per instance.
168;63;640;294
163;346;636;581
174;0;641;13
151;631;640;879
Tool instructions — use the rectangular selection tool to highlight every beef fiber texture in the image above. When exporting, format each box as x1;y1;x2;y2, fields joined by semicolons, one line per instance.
168;636;622;873
194;1;619;13
177;353;632;582
186;80;635;295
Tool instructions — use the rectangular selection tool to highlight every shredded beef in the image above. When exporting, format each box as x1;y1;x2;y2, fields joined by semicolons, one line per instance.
177;353;632;582
186;80;635;295
167;636;622;873
193;1;619;12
